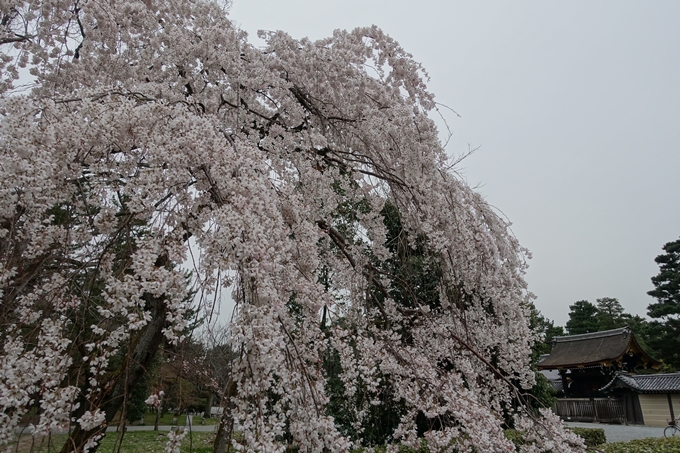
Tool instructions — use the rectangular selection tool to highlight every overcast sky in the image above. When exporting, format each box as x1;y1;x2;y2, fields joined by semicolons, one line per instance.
229;0;680;327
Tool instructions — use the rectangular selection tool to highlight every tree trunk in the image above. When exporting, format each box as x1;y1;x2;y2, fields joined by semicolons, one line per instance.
59;293;168;453
203;392;214;419
154;401;161;431
213;381;237;453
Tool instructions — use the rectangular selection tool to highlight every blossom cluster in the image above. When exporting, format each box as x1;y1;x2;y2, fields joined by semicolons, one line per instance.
145;391;165;410
0;0;583;452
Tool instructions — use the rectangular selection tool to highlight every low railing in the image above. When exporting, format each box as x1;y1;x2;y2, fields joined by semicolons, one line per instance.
554;398;626;424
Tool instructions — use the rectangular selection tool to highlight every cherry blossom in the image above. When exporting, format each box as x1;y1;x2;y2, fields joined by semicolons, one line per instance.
0;0;584;452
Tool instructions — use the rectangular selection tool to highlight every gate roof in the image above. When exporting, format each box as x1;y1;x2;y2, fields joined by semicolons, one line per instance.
537;327;660;370
601;371;680;393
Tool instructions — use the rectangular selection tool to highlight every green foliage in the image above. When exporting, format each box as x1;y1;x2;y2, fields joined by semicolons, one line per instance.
619;312;656;358
125;375;151;424
379;202;442;314
529;371;557;409
648;238;680;316
505;427;605;451
595;298;626;331
529;306;564;358
599;436;680;453
527;306;559;409
647;237;680;370
504;429;526;451
568;427;606;447
323;325;405;445
563;298;659;363
325;201;440;446
566;300;599;335
544;324;566;351
592;298;656;351
376;203;445;440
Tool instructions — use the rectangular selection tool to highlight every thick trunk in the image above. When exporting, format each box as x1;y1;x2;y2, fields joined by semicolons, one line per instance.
59;293;168;453
213;381;237;453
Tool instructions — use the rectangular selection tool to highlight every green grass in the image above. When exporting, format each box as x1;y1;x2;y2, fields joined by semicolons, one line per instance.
11;431;215;453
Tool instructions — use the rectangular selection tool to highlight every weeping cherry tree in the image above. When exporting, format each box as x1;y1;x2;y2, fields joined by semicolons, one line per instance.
0;0;584;451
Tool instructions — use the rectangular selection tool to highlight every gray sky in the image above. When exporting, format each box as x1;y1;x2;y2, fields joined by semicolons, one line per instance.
229;0;680;327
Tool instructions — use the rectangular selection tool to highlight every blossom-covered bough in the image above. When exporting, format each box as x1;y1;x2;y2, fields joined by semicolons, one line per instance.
0;0;584;452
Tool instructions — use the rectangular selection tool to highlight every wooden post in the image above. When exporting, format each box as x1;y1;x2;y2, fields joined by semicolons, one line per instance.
669;393;676;421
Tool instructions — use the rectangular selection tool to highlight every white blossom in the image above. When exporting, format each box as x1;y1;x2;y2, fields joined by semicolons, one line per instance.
0;0;583;451
166;428;187;453
77;409;106;431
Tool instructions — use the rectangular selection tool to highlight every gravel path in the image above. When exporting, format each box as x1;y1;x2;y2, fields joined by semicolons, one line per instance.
565;421;666;443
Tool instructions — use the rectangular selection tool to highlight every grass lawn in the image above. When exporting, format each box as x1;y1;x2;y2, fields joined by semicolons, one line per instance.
10;431;215;453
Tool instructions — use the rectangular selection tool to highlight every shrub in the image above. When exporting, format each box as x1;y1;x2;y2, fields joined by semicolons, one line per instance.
506;426;605;450
599;436;680;453
504;429;526;450
567;427;606;447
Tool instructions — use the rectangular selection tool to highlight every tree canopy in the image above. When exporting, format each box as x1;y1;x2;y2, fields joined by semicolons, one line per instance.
562;298;657;363
647;238;680;369
595;297;625;331
565;300;599;335
0;0;583;452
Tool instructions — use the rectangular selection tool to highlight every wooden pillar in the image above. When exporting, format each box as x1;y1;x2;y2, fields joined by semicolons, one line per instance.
559;369;569;398
669;393;676;421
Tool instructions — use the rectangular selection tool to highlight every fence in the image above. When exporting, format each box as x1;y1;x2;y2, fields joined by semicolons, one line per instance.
554;398;626;424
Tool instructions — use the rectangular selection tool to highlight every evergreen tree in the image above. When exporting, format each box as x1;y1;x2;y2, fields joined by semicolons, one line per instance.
530;308;565;356
619;313;656;360
527;307;562;409
125;375;151;425
595;297;625;331
565;300;599;335
647;238;680;369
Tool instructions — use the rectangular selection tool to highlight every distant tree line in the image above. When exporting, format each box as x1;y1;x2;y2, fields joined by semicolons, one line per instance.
538;237;680;371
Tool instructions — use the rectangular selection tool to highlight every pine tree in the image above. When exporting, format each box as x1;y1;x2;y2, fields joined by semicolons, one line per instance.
565;300;599;335
647;238;680;369
595;297;625;331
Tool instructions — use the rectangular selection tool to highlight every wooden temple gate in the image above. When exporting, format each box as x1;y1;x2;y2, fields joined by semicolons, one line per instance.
539;328;659;425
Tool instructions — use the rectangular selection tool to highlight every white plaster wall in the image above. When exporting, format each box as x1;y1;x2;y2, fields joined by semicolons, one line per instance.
639;393;679;427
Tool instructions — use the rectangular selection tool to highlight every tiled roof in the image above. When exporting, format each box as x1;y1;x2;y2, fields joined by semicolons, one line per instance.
553;327;632;344
539;370;564;393
537;327;654;369
600;372;680;393
540;369;561;381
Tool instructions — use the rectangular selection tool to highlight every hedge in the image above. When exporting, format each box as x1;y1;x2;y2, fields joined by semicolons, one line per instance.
567;427;606;447
504;427;605;450
357;428;680;452
597;437;680;453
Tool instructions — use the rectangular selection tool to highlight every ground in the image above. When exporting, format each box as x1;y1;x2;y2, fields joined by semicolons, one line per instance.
10;431;215;453
565;421;666;443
